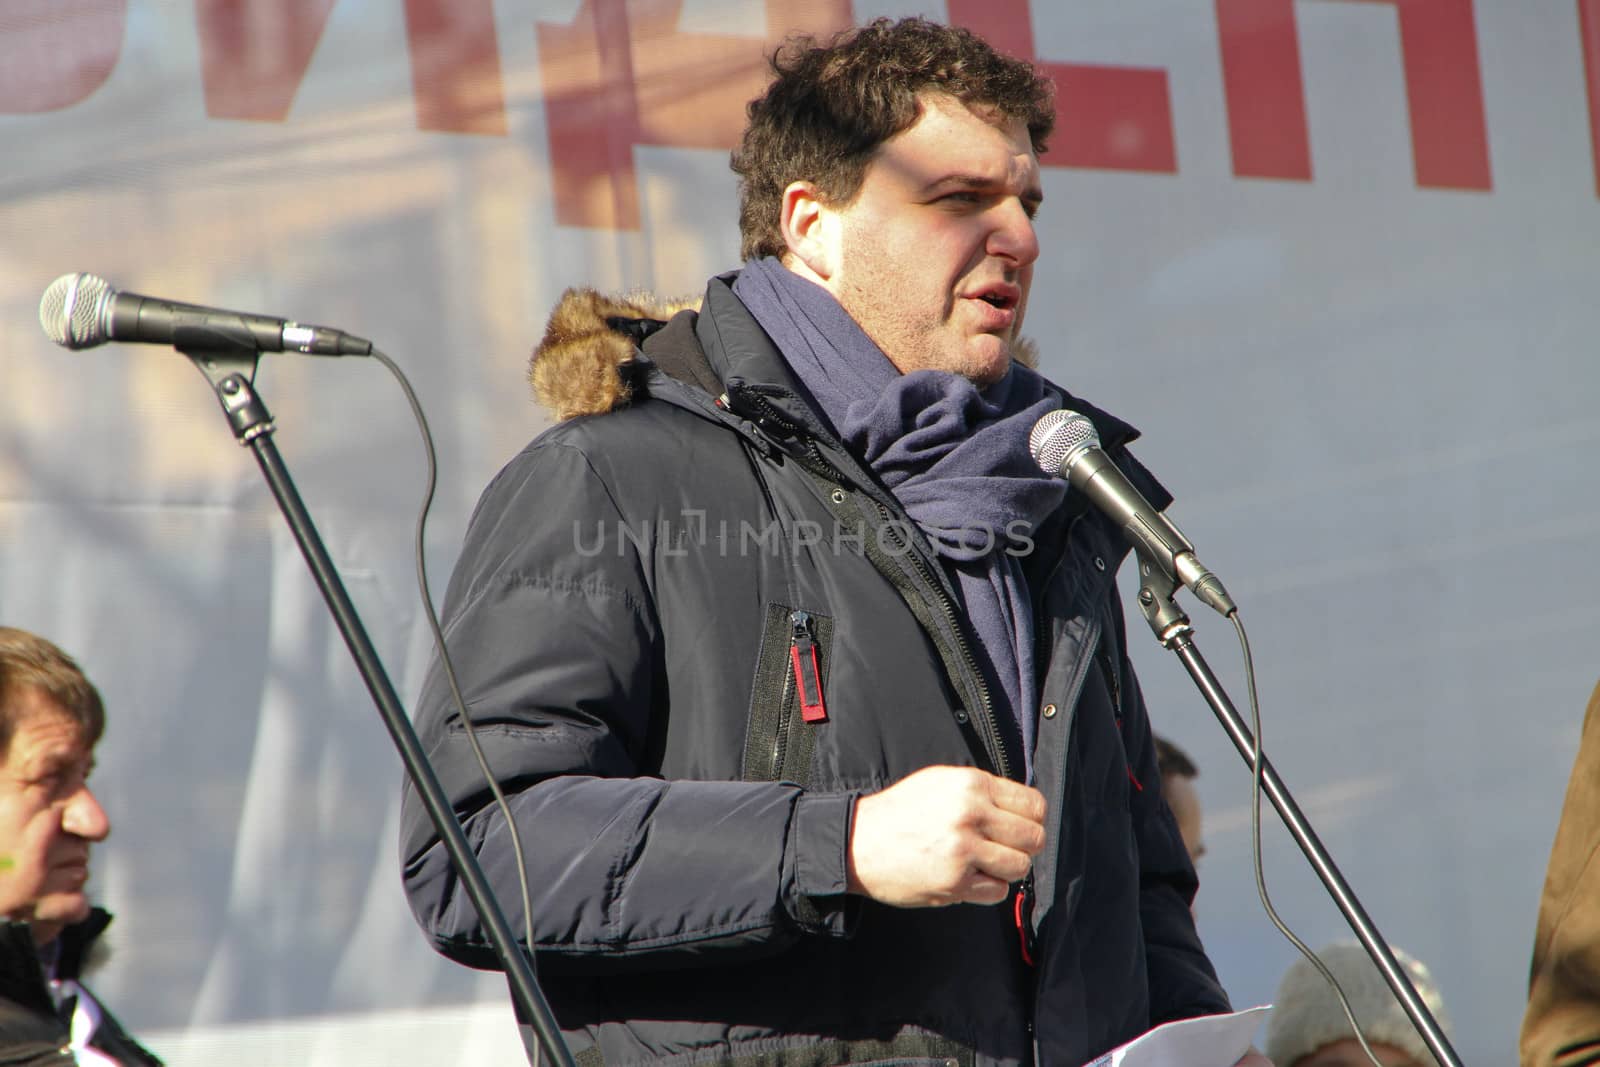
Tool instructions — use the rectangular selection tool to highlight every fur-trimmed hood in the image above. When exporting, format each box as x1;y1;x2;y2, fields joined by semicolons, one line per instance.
528;289;699;422
528;284;1039;422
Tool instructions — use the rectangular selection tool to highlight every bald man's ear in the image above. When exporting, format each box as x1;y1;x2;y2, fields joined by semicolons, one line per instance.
779;181;837;282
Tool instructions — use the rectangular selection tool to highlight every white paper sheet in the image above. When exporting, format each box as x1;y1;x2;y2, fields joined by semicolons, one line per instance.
1083;1005;1272;1067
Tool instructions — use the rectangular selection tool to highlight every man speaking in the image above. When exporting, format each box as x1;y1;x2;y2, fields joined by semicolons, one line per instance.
402;18;1259;1066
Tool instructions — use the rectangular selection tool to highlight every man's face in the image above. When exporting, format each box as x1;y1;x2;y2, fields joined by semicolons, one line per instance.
0;686;109;946
801;92;1042;386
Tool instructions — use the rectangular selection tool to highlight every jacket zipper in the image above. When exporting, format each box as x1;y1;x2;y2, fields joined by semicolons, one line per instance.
721;390;848;485
789;610;828;723
1096;643;1122;724
729;386;1012;778
874;502;1013;782
770;674;792;779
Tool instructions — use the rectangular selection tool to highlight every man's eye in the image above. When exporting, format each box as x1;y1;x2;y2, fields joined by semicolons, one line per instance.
25;772;64;793
32;767;86;795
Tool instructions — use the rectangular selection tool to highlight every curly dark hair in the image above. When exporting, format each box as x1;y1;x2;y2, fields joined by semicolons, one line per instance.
731;17;1055;262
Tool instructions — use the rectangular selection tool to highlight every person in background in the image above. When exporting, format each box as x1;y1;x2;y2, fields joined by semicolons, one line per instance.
0;626;160;1066
1155;734;1205;866
1264;941;1449;1067
1521;678;1600;1067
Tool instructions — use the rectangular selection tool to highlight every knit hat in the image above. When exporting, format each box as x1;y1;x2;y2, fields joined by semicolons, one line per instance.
1263;941;1452;1067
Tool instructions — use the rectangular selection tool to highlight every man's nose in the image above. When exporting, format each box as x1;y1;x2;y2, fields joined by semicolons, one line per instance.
989;199;1039;267
62;785;110;841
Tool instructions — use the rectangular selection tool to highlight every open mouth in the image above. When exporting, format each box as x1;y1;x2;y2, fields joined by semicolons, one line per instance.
970;285;1020;311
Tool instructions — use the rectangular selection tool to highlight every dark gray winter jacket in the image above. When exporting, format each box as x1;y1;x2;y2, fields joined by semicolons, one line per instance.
0;910;163;1066
400;272;1229;1066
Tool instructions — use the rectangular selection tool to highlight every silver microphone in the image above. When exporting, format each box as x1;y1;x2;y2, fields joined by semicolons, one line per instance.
39;272;370;356
1029;408;1235;616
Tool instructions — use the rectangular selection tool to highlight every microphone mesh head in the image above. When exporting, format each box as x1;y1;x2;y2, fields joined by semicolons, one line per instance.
39;272;111;348
1028;408;1101;475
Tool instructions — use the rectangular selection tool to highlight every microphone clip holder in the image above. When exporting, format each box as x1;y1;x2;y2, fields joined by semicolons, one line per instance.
1132;551;1192;648
185;348;277;444
1130;546;1463;1067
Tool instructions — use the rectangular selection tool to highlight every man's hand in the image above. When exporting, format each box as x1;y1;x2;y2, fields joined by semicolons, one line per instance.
1233;1048;1273;1066
846;765;1046;907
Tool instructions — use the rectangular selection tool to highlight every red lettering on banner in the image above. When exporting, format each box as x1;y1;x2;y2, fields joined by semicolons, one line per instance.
404;0;505;134
197;0;504;133
0;0;125;114
536;1;849;230
1580;0;1600;197
197;0;337;121
1216;0;1492;190
1216;0;1313;179
947;0;1178;173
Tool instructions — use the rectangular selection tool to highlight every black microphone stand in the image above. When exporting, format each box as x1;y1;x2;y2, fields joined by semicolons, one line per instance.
1130;550;1464;1067
181;343;575;1067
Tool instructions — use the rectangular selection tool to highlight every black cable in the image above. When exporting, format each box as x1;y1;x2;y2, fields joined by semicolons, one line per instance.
1231;610;1387;1067
371;348;541;1066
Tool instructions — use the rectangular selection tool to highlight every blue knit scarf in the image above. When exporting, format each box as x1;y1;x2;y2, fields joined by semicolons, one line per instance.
734;258;1064;775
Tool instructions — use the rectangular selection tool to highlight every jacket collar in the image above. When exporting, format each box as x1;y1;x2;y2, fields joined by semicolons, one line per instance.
0;920;51;1013
0;910;111;1020
692;274;874;483
524;269;1168;509
55;907;112;980
695;272;827;432
692;270;1166;503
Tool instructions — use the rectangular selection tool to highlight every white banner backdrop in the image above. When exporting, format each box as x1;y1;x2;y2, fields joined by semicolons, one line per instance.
2;1;1596;1063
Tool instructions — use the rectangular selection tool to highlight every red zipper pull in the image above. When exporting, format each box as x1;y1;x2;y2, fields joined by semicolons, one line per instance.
1013;876;1036;967
789;611;828;723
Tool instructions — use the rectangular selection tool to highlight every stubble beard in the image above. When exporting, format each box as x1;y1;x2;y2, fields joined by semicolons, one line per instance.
832;254;1011;385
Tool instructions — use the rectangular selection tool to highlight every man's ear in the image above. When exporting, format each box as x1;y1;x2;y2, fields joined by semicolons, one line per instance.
779;181;836;281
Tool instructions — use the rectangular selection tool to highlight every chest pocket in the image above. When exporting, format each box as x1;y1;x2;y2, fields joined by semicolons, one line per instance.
741;601;834;786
